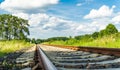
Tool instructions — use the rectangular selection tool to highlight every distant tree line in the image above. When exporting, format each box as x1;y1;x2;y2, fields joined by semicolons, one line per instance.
30;23;118;44
0;14;29;40
29;37;69;44
46;37;69;41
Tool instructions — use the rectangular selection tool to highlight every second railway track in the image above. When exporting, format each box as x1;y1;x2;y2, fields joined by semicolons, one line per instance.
35;45;120;70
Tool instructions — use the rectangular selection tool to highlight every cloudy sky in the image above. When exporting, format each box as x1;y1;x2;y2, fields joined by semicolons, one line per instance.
0;0;120;39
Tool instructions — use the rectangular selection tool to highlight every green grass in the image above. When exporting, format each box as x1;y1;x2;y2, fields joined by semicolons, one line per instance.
0;40;33;57
43;33;120;48
81;36;120;48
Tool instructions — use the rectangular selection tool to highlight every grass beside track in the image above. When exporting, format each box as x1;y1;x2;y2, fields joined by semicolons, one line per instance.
43;33;120;48
0;40;33;57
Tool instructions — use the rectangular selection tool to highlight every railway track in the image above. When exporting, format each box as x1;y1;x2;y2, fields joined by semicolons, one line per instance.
1;44;120;70
35;45;120;70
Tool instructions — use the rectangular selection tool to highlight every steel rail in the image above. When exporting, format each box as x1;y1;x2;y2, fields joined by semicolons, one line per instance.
34;46;57;70
43;44;120;57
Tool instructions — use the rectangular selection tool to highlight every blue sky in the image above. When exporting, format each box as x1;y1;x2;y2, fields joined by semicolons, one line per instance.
0;0;120;39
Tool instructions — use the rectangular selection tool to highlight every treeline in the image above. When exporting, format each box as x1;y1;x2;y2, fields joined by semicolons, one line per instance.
31;23;118;44
0;14;29;40
75;24;118;41
29;37;69;44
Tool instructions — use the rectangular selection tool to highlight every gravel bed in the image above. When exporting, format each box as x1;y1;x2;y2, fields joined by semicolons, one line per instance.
0;46;35;70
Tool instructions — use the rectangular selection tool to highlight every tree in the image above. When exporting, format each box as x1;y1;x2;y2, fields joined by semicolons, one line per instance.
75;35;83;40
99;30;106;37
25;38;31;42
99;23;118;37
47;37;69;41
36;39;44;44
69;36;72;39
105;23;118;35
0;15;5;39
92;32;99;39
75;34;92;41
31;38;36;43
0;14;29;40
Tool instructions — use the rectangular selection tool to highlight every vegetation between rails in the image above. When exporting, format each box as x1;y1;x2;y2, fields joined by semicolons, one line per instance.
42;24;120;48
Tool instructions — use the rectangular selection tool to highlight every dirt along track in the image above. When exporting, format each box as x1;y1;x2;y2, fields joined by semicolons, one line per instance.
0;46;35;70
39;44;120;70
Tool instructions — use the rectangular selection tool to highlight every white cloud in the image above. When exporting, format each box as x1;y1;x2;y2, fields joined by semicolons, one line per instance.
12;12;116;39
75;24;96;33
90;21;106;30
76;0;93;7
13;12;69;29
76;3;82;6
12;13;75;37
76;23;98;33
75;17;112;35
13;13;53;27
112;15;120;23
84;5;115;19
42;16;72;30
12;12;113;38
0;0;59;13
12;13;29;20
29;13;49;27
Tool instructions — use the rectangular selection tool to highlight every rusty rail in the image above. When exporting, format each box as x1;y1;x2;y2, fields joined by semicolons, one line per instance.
34;46;57;70
43;44;120;57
